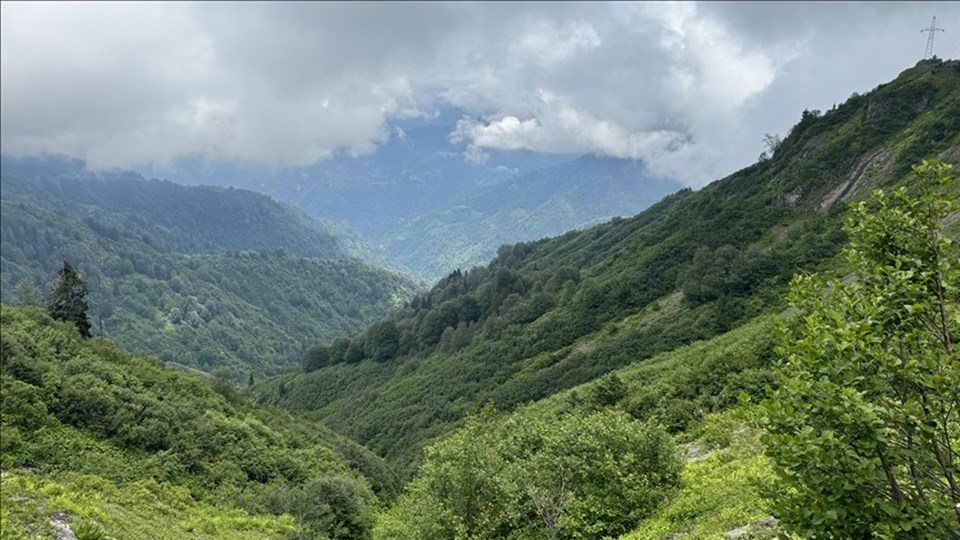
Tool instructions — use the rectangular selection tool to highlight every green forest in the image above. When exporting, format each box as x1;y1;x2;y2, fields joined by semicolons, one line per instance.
0;161;420;376
1;58;959;539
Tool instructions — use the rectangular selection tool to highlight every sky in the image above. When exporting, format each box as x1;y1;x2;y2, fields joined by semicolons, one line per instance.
2;1;958;187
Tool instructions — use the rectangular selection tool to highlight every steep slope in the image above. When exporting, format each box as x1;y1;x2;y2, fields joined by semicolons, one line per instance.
0;306;394;539
254;59;960;478
382;155;682;279
378;157;960;540
0;154;371;261
0;201;418;375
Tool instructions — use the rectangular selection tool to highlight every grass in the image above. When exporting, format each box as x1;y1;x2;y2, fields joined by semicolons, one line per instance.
0;471;294;540
621;409;780;540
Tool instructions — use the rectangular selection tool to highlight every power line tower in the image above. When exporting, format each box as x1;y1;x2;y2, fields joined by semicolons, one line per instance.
922;16;945;59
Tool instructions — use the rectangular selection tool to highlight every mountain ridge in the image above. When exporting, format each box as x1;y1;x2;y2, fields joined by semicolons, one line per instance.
0;154;373;262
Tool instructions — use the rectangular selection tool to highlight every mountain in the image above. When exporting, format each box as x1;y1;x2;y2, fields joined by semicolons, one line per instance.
382;155;683;278
252;59;960;481
139;115;576;240
0;154;370;261
135;114;677;280
0;158;421;375
1;58;958;540
0;305;394;539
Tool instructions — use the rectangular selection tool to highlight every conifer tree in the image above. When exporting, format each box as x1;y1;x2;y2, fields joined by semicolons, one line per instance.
46;261;92;338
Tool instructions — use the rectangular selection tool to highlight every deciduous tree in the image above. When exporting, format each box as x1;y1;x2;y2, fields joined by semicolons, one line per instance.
762;160;960;538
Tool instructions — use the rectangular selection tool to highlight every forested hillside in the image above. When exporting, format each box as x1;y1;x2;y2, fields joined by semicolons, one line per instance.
0;157;421;375
254;59;960;480
381;155;682;279
0;306;394;539
0;202;417;375
377;158;959;539
0;154;370;260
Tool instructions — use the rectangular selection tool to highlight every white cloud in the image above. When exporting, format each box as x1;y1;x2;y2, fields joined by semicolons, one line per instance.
2;1;958;186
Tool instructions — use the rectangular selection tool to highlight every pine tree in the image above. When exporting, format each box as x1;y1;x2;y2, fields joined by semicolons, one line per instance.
46;261;92;338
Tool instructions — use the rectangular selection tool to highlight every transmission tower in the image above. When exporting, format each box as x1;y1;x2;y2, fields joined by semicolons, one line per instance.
922;16;945;59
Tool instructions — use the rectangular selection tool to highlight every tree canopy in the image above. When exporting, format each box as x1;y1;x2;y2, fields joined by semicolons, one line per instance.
762;160;960;538
376;407;681;540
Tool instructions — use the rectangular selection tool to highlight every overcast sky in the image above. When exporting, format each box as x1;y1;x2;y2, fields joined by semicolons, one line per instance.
2;1;958;186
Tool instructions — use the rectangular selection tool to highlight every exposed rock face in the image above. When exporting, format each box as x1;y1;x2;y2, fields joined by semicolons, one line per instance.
777;187;802;209
684;442;712;463
937;145;960;165
866;100;888;121
819;147;891;213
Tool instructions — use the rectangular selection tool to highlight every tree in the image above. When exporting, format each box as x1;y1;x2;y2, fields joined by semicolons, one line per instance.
209;368;241;403
678;245;742;304
303;344;332;371
761;160;960;538
499;410;681;540
589;373;628;407
376;407;680;540
366;320;400;362
46;261;92;338
267;475;376;540
375;405;509;540
759;132;783;161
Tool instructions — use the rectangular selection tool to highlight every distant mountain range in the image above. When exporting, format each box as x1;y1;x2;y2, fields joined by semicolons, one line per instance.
1;154;371;261
382;154;683;277
137;112;682;280
0;157;419;375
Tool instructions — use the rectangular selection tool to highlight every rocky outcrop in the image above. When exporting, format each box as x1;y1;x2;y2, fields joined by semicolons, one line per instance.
50;512;78;540
819;148;891;213
725;516;780;539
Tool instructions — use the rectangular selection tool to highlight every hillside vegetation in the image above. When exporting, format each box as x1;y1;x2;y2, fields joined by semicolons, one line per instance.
382;155;682;279
255;60;960;479
0;155;369;261
378;156;959;538
0;306;395;539
0;159;420;375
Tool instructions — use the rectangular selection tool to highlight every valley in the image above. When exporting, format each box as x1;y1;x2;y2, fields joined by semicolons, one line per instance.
2;3;959;537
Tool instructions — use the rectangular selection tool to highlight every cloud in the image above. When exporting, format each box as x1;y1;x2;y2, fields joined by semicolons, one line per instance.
2;1;958;185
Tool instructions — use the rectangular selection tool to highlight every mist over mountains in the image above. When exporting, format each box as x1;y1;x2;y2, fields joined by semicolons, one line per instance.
133;112;682;279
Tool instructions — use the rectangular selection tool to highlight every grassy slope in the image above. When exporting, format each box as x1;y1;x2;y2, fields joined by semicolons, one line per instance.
0;306;395;539
519;319;778;539
1;472;294;540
